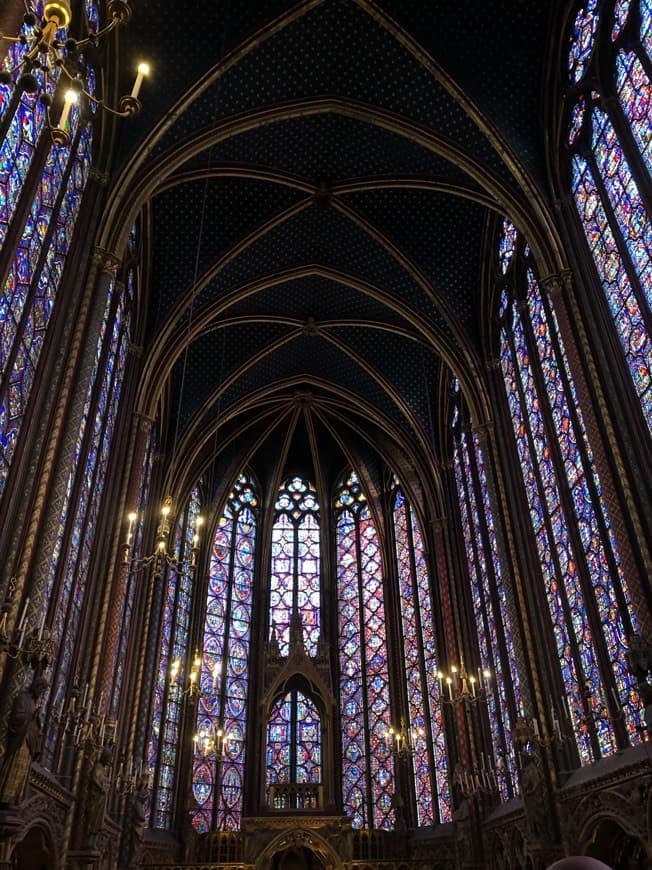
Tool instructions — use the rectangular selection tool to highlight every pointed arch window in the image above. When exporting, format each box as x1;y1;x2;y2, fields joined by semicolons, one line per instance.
149;485;203;829
269;477;320;656
450;382;520;800
335;471;394;830
565;0;652;432
497;219;639;762
392;482;451;824
266;690;321;789
0;3;98;494
192;473;257;833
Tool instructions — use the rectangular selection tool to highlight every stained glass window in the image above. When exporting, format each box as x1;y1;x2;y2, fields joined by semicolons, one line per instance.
392;485;451;824
0;5;97;495
450;382;520;800
266;690;321;787
269;477;320;656
566;0;652;434
42;265;132;763
497;219;639;762
191;473;257;833
149;485;203;829
335;472;394;830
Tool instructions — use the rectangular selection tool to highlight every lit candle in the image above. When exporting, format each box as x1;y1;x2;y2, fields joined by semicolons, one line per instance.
130;62;150;100
470;676;476;698
447;677;453;701
126;511;137;547
57;88;78;132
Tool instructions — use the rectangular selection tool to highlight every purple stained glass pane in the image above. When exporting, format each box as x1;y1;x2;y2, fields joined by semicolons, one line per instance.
453;430;517;800
568;0;599;83
591;107;652;310
571;154;652;433
191;474;255;833
394;490;450;824
498;218;518;274
642;0;652;60
336;472;394;830
501;321;595;763
0;119;92;495
269;478;320;656
611;0;630;39
568;97;586;146
526;272;639;741
615;51;652;185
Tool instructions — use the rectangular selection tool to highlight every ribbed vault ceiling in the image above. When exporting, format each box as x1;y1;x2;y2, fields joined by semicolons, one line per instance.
109;0;562;506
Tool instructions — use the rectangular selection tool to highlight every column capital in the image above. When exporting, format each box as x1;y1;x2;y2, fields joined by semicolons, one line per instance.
88;167;111;186
92;247;121;276
471;420;494;443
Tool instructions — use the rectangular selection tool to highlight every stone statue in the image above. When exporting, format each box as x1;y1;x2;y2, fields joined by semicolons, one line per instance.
390;790;406;831
130;776;148;866
0;676;48;807
625;634;652;682
84;746;112;849
520;752;549;842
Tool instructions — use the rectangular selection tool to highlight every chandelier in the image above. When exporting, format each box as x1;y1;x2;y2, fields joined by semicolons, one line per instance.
0;0;149;145
438;658;491;705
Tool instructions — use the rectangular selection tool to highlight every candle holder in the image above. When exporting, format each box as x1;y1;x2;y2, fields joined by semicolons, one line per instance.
114;756;151;796
194;722;232;760
383;720;422;759
0;579;54;667
121;499;204;580
438;658;491;706
0;0;150;146
453;759;499;798
51;684;115;748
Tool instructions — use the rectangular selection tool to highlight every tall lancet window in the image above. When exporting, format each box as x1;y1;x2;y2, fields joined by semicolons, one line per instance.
43;263;133;763
335;471;394;830
149;485;203;829
0;1;99;494
392;482;451;824
269;477;320;656
497;219;639;763
450;380;520;800
566;0;652;432
192;474;257;833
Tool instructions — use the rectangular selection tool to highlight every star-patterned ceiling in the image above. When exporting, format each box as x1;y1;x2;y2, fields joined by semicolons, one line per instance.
111;0;563;500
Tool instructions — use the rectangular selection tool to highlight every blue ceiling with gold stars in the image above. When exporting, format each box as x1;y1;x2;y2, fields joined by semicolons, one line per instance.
114;0;562;493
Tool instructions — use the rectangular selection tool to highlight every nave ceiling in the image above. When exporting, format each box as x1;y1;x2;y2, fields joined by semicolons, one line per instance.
102;0;567;508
